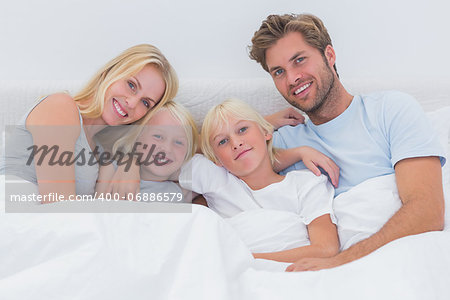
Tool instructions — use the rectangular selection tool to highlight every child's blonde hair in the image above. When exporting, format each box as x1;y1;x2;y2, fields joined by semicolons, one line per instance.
114;101;198;162
201;98;276;165
160;101;199;163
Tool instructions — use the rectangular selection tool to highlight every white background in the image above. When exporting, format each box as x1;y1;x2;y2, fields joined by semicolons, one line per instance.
1;0;449;82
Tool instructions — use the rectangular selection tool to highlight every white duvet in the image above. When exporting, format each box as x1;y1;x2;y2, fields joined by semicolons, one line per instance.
1;174;450;300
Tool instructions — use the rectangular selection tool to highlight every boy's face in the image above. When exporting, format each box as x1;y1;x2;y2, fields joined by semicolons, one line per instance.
138;109;188;181
210;116;272;178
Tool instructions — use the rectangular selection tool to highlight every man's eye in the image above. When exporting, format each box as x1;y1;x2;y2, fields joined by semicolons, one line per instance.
218;138;227;146
239;127;248;133
274;69;284;76
295;57;304;63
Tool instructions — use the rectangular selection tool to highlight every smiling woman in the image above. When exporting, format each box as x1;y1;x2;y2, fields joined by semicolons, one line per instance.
2;44;178;204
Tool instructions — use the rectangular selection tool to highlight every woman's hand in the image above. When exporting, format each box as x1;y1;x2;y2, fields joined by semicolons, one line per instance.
265;107;305;130
109;156;141;200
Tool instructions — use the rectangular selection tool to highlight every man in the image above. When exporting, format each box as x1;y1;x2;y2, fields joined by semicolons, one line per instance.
249;13;446;271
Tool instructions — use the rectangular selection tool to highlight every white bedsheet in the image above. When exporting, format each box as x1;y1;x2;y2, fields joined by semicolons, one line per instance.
1;181;449;299
0;204;253;300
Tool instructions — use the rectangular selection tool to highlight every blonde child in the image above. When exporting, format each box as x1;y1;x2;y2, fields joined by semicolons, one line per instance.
179;98;339;270
96;101;198;202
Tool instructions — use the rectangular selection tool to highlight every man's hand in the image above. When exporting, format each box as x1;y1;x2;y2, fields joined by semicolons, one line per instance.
265;107;305;130
285;256;342;272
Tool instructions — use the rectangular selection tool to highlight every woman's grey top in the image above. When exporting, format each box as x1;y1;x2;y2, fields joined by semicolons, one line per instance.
1;96;99;195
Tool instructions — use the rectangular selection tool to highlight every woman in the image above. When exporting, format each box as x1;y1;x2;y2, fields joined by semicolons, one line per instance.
3;44;178;203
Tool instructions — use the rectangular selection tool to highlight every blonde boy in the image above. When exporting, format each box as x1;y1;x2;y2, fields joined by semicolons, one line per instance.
179;99;339;269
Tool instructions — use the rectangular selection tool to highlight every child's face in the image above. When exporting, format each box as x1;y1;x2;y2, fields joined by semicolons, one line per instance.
210;115;271;178
137;109;188;181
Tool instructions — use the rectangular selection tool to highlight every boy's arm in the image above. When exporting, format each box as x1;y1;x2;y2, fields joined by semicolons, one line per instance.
253;214;339;262
275;147;340;188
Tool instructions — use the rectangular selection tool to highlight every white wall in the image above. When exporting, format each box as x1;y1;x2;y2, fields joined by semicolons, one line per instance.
1;0;449;82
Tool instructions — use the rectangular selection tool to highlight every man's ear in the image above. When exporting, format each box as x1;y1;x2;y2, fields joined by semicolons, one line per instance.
324;45;336;68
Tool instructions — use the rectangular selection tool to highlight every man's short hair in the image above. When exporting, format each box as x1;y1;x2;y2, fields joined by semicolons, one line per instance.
249;13;338;76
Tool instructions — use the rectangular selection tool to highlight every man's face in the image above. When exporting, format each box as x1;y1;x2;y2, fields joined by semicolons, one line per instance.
265;32;335;114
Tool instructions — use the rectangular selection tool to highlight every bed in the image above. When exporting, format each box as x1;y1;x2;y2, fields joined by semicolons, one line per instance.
1;78;450;299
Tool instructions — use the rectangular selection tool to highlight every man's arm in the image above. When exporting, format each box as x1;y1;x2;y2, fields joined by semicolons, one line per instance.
287;156;444;271
192;193;208;207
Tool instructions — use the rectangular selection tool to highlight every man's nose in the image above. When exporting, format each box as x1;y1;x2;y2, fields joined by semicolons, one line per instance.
287;70;302;87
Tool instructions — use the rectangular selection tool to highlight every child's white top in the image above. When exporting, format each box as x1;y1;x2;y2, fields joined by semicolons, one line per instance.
139;180;189;202
179;154;335;224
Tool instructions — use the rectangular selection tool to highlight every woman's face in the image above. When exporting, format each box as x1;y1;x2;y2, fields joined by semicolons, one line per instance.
102;64;166;126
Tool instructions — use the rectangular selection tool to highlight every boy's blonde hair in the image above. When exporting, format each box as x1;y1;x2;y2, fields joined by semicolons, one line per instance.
114;101;198;163
74;44;178;126
201;98;276;165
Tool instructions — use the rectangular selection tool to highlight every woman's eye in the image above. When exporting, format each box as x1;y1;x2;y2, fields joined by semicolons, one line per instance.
128;80;136;91
142;99;150;109
153;134;162;140
175;140;184;146
218;138;227;146
239;127;248;133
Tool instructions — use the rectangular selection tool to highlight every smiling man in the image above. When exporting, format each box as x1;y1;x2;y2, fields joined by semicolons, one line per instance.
249;13;446;271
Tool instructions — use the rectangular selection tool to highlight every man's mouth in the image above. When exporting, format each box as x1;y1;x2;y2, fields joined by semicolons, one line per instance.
293;82;312;96
235;148;252;160
113;98;128;118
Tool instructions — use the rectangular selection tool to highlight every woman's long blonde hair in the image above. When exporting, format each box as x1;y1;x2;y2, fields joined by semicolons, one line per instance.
73;44;178;126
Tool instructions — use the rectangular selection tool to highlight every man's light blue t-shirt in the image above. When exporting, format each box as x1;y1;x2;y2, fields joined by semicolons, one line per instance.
273;91;446;195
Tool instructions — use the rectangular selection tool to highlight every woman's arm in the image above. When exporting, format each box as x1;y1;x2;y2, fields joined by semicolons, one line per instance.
95;164;116;194
26;93;81;203
107;155;141;200
253;214;339;263
274;147;340;188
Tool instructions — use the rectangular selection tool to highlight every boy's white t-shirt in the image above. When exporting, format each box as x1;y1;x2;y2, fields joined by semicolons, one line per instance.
179;154;335;224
